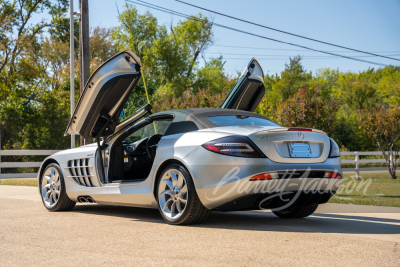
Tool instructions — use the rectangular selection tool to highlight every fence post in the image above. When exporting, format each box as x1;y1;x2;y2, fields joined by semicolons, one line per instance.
355;151;360;180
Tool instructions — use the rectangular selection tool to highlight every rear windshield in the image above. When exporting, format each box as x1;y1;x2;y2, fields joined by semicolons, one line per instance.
208;115;279;127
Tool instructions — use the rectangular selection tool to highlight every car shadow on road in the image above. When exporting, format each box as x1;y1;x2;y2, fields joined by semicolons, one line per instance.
72;204;400;235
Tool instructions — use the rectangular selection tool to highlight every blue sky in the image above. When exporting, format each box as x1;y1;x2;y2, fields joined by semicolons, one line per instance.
67;0;400;76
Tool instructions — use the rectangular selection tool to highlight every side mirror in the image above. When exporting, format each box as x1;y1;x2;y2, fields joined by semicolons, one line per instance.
119;110;125;118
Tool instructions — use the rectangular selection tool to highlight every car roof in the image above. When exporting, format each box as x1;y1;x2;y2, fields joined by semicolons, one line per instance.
150;108;273;135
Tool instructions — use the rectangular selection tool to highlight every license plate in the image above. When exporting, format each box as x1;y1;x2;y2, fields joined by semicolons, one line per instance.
288;142;312;158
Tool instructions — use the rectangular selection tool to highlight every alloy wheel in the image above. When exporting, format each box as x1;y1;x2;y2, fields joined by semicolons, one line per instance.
41;167;61;208
158;169;188;219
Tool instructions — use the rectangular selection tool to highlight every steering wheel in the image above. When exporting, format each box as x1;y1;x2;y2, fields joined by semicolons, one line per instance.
146;134;163;160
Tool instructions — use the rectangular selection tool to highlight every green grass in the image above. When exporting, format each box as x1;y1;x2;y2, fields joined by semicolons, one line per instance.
329;172;400;207
0;178;38;187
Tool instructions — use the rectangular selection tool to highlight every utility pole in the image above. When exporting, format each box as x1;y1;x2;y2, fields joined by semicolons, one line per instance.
70;0;75;148
79;0;90;146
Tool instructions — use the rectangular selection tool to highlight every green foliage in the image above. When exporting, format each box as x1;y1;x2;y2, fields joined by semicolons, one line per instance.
0;0;70;149
257;56;312;120
113;3;163;58
193;57;229;93
152;88;228;113
0;0;399;159
0;1;118;150
112;4;215;98
358;107;400;179
256;57;400;153
277;85;338;137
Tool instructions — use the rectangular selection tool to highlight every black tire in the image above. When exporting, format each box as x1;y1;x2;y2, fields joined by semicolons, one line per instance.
39;163;76;212
156;164;210;225
272;204;318;218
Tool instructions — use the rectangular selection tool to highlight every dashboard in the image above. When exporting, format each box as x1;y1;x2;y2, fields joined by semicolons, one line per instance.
122;137;148;156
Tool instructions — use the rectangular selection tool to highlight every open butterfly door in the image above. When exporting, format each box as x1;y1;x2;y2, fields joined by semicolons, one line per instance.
65;50;151;140
220;58;265;112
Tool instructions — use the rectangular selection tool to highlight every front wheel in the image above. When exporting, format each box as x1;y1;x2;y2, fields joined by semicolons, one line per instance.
156;164;210;225
40;163;76;211
272;205;318;218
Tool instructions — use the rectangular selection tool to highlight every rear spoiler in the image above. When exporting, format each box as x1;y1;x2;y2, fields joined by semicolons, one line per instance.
262;127;327;135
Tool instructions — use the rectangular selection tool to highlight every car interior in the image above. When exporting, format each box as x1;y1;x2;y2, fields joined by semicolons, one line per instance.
106;117;173;183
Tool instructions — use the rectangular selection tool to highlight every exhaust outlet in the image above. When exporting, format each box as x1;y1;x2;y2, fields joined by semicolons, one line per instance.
78;196;87;203
78;196;96;203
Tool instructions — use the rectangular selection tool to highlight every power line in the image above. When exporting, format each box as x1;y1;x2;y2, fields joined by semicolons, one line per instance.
128;0;387;66
174;0;400;63
225;69;363;72
205;52;400;59
212;44;400;54
214;57;382;61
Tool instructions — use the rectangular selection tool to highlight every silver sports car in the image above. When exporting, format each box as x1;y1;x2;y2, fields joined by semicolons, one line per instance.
38;50;342;225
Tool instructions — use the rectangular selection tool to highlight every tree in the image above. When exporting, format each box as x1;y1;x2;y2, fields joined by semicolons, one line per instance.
274;56;311;102
113;3;163;60
152;88;226;113
341;80;377;110
0;0;116;150
278;84;338;137
89;27;117;72
358;107;400;179
257;56;311;121
0;0;69;149
173;13;214;78
193;56;227;94
112;5;215;97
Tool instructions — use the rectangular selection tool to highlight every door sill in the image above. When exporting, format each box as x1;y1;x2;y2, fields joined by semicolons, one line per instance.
108;178;146;185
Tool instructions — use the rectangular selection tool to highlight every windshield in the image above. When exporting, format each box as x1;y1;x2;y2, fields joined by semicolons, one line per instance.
123;119;172;143
208;115;279;127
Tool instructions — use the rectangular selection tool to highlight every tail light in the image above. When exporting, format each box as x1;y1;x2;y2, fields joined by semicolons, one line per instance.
324;171;342;178
249;171;342;180
287;128;312;131
250;172;279;180
202;136;266;158
328;138;340;158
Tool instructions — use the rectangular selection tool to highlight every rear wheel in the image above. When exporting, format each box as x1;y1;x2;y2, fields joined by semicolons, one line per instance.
157;164;210;225
40;163;76;211
272;205;318;218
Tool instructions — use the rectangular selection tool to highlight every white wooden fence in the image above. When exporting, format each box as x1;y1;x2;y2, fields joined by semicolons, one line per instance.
341;151;398;179
0;150;397;181
0;150;60;179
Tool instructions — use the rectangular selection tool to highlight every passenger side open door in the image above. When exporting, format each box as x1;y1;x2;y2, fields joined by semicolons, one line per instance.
220;58;265;112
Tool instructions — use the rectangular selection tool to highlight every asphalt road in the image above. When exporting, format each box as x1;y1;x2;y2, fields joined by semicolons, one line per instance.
0;186;399;266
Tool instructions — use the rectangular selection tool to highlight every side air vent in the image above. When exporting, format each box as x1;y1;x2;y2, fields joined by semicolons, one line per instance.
66;158;96;187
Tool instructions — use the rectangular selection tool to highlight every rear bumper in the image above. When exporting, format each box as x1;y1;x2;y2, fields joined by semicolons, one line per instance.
211;191;335;212
184;146;342;210
196;177;341;210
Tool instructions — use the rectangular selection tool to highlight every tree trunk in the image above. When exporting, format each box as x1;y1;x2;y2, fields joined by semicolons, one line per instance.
377;142;398;179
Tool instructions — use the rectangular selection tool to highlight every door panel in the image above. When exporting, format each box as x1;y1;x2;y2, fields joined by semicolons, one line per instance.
65;50;145;139
220;58;265;112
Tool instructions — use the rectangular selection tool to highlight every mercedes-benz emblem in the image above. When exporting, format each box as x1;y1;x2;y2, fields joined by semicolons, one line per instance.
298;131;304;140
